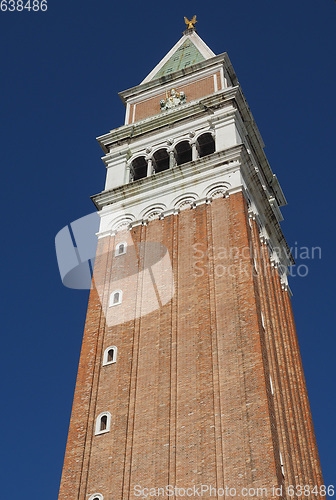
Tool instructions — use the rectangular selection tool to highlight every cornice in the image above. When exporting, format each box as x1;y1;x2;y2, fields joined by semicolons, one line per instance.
96;87;238;153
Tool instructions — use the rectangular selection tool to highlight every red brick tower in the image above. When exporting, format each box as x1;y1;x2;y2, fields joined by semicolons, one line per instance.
58;24;324;500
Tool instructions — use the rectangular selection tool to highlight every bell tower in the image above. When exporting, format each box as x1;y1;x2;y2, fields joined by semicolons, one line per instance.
58;21;323;500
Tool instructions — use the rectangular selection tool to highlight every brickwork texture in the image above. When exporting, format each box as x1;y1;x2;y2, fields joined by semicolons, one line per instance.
58;193;323;500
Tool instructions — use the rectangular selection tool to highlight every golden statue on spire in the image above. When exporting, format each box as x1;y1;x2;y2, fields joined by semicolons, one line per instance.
184;15;197;29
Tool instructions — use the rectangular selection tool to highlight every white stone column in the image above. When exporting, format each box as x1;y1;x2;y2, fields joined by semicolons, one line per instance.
169;148;175;169
146;157;153;177
125;162;131;183
191;140;198;161
189;131;198;161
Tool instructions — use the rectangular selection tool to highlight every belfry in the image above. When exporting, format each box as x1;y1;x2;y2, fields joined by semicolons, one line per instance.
58;19;323;500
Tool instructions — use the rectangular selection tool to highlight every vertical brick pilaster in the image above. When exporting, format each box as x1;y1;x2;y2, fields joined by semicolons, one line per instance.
59;194;324;500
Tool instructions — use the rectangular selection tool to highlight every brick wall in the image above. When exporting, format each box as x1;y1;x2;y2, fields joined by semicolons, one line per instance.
58;194;323;500
129;72;220;123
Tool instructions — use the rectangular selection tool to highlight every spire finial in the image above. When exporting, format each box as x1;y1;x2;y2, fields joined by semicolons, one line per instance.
184;15;197;30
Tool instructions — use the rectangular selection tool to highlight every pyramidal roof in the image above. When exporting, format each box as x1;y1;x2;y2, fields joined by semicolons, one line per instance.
141;30;216;84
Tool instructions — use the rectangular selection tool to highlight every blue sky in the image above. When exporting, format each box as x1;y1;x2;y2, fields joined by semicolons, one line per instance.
0;1;335;498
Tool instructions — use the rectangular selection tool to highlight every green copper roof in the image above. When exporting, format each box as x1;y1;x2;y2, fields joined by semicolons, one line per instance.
151;39;206;80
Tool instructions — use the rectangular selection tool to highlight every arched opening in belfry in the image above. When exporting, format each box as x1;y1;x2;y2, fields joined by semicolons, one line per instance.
197;133;215;158
175;140;192;165
153;148;169;173
131;156;147;181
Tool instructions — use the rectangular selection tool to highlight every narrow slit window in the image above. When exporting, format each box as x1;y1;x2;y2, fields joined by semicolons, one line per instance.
261;312;265;330
279;451;285;477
